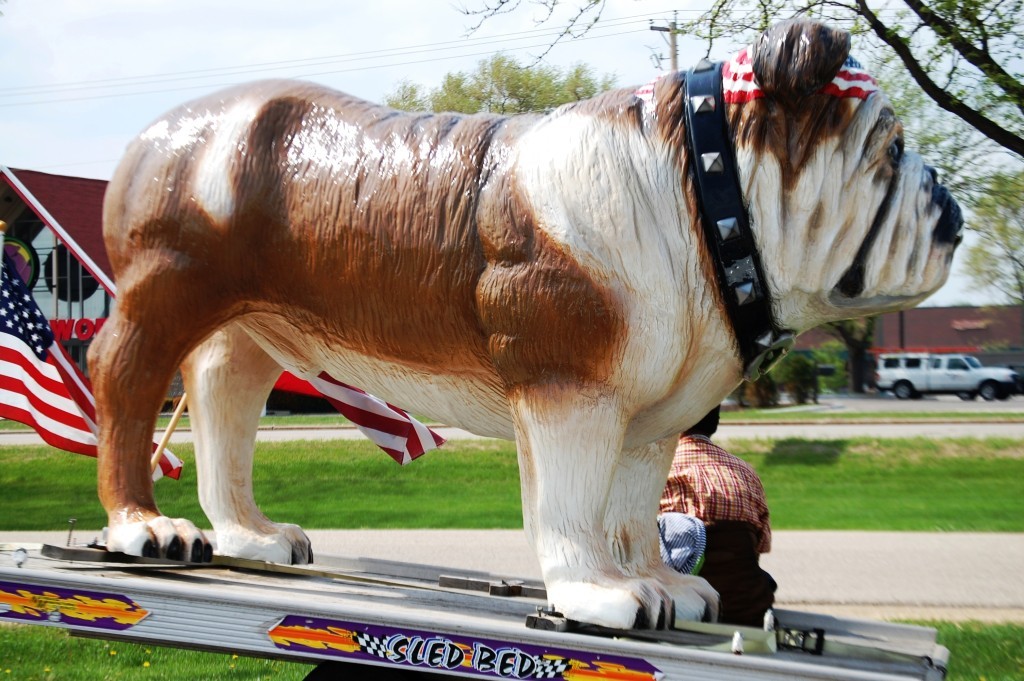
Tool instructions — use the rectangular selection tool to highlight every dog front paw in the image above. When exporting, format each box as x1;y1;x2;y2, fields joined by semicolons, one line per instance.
214;522;313;565
106;516;212;563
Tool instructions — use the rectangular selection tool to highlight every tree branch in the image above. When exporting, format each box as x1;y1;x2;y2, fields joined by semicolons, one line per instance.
902;0;1024;116
856;0;1024;158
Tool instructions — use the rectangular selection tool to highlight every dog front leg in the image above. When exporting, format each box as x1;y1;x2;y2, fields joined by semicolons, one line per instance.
511;386;674;629
605;435;719;624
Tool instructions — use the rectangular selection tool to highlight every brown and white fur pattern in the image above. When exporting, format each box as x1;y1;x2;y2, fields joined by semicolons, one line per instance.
90;20;961;630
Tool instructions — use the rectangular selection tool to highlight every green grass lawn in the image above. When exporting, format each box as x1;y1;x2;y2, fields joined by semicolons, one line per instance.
1;437;1021;532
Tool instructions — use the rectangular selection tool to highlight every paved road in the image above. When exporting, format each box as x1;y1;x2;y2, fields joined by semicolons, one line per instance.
3;420;1024;447
3;529;1021;623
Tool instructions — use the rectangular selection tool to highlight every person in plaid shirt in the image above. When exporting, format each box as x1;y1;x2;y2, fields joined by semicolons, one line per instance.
660;405;776;626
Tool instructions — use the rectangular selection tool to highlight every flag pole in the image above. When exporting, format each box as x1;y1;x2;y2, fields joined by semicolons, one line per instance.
152;391;187;475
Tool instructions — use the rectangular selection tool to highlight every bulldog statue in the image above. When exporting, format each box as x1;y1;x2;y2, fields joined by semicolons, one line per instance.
90;19;962;629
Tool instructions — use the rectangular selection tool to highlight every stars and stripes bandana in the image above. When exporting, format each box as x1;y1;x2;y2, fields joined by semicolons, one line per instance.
635;47;878;106
723;46;878;103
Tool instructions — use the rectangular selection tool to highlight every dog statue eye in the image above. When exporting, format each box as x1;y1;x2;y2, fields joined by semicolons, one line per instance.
888;138;904;165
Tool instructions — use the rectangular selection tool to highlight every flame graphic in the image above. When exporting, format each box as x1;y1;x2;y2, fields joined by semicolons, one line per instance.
564;661;659;681
0;587;147;626
268;624;360;653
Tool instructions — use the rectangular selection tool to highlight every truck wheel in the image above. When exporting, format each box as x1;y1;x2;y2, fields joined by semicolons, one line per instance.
893;381;916;400
979;381;1000;401
957;391;978;401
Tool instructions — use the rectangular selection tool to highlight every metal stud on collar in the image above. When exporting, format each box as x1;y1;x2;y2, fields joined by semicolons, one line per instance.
734;282;756;305
717;217;740;241
690;95;716;113
701;152;725;173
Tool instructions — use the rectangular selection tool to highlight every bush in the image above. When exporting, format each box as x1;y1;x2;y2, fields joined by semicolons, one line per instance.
811;340;850;393
773;352;819;404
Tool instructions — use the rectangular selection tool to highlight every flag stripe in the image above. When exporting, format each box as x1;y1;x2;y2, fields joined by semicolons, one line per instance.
313;374;412;421
0;400;96;454
0;340;75;404
0;349;94;435
308;372;444;465
0;375;87;434
0;385;94;448
49;341;99;421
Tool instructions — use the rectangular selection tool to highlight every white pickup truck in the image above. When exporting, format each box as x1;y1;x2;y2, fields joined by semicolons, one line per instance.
874;352;1018;400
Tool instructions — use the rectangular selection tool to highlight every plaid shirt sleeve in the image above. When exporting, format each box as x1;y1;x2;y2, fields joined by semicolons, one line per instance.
660;435;772;553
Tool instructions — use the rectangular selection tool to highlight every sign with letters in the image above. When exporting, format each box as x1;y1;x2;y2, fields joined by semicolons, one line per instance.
269;615;663;679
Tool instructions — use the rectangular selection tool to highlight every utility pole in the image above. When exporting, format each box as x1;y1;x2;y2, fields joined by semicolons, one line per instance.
649;11;678;72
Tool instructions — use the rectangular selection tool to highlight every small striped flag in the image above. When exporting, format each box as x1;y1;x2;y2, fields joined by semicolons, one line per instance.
723;46;878;103
308;373;445;465
0;253;182;481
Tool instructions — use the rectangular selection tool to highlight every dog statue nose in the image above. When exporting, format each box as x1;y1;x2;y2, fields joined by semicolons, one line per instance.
932;183;964;246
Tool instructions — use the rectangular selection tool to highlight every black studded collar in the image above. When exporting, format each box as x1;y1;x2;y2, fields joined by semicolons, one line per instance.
683;59;795;380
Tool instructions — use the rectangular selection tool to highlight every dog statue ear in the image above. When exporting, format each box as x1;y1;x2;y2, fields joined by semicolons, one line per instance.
751;19;851;99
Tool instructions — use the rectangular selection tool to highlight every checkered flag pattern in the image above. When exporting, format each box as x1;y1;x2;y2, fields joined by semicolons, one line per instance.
353;631;390;659
533;656;570;678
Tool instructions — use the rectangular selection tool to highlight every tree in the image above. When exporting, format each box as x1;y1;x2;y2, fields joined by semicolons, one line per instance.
963;171;1024;307
384;54;615;114
822;318;876;393
464;0;1024;160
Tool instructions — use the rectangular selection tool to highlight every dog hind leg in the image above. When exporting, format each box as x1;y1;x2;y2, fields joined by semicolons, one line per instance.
181;325;313;564
605;436;720;624
90;301;212;561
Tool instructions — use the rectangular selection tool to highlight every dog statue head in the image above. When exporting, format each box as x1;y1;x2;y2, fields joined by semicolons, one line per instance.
727;20;962;334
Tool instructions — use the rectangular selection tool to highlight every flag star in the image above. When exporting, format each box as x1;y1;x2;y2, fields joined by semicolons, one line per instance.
5;320;12;328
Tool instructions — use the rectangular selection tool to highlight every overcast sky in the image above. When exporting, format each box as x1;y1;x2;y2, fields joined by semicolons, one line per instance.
0;0;989;306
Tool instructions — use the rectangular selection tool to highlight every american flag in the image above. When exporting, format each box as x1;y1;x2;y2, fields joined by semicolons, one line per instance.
309;373;445;465
0;252;182;480
723;47;878;104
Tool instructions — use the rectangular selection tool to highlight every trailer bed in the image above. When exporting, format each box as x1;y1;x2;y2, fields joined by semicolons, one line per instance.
0;543;947;680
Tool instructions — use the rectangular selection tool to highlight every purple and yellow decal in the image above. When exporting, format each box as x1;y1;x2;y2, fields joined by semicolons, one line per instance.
0;579;148;630
269;615;662;680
